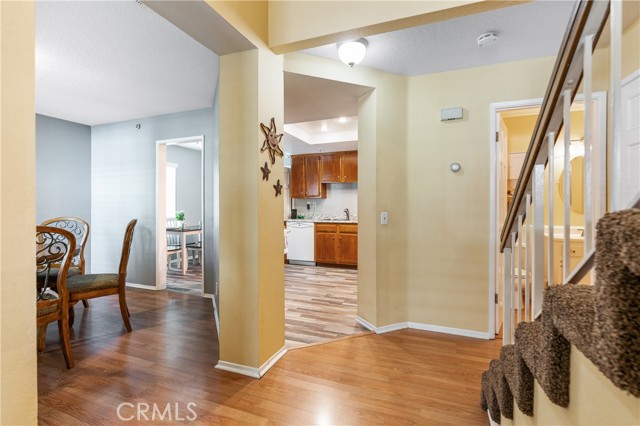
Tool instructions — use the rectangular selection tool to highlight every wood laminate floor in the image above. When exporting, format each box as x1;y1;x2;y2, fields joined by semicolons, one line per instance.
167;264;202;296
38;289;502;425
285;264;367;347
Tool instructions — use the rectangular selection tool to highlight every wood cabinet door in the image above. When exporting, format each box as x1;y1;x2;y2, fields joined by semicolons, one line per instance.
305;156;322;197
290;156;306;198
338;233;358;265
321;154;341;182
315;232;337;263
341;151;358;182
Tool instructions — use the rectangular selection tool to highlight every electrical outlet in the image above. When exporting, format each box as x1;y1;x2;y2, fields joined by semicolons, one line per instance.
306;202;311;210
312;202;316;209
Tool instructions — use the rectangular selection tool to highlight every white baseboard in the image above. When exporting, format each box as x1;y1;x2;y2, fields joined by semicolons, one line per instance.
216;346;287;379
355;317;489;339
258;346;287;377
215;361;261;379
355;316;376;331
408;322;490;340
126;282;157;290
210;296;220;338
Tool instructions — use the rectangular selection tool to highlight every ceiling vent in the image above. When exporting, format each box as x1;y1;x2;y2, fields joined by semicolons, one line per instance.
477;32;499;48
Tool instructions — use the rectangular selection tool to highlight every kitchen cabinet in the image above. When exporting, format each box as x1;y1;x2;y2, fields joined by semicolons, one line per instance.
314;223;358;266
290;155;326;199
321;151;358;183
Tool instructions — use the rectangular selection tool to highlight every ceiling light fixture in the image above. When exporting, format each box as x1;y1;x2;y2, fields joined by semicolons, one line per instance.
337;117;348;123
337;38;368;67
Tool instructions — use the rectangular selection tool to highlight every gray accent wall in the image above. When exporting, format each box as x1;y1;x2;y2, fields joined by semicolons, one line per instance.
91;108;215;288
36;114;92;270
167;145;202;231
208;83;220;309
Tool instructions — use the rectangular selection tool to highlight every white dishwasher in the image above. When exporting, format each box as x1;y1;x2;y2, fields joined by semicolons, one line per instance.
286;221;315;265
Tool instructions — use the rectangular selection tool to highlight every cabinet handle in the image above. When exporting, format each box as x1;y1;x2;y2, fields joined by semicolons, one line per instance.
332;236;335;240
340;236;342;240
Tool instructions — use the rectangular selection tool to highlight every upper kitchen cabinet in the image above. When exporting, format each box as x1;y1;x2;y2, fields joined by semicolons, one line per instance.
290;154;326;199
320;151;358;183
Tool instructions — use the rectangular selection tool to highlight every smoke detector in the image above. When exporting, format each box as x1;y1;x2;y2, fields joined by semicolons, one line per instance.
477;32;499;48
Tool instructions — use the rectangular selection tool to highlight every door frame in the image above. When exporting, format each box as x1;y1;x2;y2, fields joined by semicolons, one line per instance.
488;92;606;339
155;135;205;292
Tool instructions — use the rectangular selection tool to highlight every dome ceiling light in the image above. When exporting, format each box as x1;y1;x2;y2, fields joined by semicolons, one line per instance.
337;38;368;67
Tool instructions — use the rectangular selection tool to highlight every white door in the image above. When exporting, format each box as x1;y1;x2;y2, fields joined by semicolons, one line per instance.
621;70;640;208
495;116;508;333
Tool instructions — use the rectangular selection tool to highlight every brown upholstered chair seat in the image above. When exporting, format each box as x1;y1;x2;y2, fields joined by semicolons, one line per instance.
37;300;60;317
67;274;120;294
37;266;81;286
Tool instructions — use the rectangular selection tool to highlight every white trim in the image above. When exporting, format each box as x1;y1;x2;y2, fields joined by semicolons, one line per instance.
408;322;490;340
126;282;158;291
211;295;220;338
258;346;287;377
215;361;260;379
622;69;640;87
376;322;409;334
215;346;288;379
355;316;376;332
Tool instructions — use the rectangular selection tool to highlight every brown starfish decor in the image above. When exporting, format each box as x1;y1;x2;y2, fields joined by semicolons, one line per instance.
260;162;271;181
273;179;283;197
260;117;284;165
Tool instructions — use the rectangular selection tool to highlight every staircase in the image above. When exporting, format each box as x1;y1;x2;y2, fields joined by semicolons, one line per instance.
481;208;640;423
482;0;640;423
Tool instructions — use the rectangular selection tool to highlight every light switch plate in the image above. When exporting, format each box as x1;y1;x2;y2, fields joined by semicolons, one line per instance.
381;211;388;225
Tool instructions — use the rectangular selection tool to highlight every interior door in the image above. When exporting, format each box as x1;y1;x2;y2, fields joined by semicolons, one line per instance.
621;71;640;208
496;116;509;334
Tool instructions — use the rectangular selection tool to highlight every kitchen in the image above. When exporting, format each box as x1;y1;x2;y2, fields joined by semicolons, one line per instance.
282;73;371;346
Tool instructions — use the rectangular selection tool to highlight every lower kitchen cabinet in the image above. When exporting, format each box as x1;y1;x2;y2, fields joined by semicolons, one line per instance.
314;223;358;266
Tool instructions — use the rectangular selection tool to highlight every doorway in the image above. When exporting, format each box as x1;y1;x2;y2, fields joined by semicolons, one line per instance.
155;135;205;295
489;92;606;338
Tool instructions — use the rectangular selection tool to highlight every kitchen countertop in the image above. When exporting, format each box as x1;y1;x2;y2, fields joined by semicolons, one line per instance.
287;218;358;224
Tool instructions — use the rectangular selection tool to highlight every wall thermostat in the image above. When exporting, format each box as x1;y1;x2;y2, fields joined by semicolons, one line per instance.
441;107;463;121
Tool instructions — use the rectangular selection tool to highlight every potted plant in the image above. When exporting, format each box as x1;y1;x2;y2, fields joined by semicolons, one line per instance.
175;211;185;229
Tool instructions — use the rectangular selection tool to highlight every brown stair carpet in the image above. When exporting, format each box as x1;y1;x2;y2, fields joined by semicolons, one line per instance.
592;209;640;396
480;208;640;421
500;344;533;416
490;359;514;420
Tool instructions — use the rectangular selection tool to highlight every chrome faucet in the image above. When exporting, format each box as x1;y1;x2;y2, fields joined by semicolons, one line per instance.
344;208;350;221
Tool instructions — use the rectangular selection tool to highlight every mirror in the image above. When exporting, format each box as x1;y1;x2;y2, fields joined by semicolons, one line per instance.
558;156;584;214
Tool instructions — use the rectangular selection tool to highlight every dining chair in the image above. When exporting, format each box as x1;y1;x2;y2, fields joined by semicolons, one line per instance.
166;218;182;270
40;217;91;309
187;221;202;265
36;226;76;369
66;219;137;332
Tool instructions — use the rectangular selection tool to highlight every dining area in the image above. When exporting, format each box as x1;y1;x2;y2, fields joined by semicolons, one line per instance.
35;216;137;368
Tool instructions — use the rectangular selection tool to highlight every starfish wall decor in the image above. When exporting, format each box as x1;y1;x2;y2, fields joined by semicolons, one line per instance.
260;162;271;181
273;179;283;197
260;117;284;165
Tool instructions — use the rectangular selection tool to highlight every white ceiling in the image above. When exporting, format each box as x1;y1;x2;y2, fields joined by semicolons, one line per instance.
36;1;220;126
300;1;577;76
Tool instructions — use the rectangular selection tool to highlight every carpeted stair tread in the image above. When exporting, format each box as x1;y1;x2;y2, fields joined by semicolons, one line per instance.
490;359;514;420
500;344;533;416
517;314;571;407
482;370;500;423
593;209;640;397
545;284;596;358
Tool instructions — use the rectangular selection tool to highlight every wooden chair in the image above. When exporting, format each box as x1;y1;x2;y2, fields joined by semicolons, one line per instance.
36;226;76;369
166;218;182;270
67;219;137;332
40;217;91;308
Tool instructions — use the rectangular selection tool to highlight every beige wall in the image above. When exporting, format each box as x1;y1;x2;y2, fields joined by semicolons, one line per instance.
219;48;285;368
268;0;518;53
0;1;38;424
405;57;555;331
501;347;640;426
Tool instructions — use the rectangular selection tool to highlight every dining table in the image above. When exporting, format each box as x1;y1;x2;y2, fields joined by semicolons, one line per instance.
166;225;202;275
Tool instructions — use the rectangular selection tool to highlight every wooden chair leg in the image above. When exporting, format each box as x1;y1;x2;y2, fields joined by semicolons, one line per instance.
37;325;47;352
68;305;75;327
57;318;74;369
82;300;90;308
118;293;132;332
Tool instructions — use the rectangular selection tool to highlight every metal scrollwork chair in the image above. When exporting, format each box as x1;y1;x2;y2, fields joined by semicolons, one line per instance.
40;217;91;308
67;219;137;332
36;226;76;369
